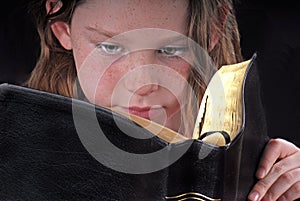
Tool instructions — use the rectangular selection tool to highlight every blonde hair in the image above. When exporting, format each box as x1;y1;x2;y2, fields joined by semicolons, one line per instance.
182;0;243;135
26;0;78;96
26;0;243;136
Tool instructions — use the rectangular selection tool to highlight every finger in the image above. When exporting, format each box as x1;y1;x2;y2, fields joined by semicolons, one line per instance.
278;181;300;201
256;139;298;179
262;168;300;201
249;153;300;201
248;140;299;201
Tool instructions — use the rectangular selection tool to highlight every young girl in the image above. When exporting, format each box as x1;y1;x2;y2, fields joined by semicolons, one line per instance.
26;0;300;200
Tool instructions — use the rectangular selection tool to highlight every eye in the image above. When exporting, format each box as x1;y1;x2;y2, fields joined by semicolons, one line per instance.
158;46;188;57
96;42;125;55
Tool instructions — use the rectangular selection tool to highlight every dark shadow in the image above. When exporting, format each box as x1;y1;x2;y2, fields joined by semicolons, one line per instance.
0;0;39;85
235;1;300;147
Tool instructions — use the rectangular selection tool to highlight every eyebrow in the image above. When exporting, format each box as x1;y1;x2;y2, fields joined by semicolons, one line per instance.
85;26;119;38
163;35;187;44
84;25;188;47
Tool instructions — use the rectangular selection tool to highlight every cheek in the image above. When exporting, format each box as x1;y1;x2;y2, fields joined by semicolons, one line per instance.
86;67;125;107
163;58;191;80
163;61;191;95
157;61;191;109
72;42;125;106
167;62;191;107
75;49;126;107
173;62;191;79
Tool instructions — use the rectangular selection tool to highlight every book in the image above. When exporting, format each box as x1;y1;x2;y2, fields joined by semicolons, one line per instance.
0;53;269;200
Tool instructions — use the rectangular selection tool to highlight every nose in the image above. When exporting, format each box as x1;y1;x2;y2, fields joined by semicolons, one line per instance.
123;50;159;96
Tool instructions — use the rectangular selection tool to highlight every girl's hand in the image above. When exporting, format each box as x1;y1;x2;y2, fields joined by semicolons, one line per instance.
248;138;300;201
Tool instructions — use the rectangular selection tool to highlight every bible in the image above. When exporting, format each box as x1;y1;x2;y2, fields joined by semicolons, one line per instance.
0;53;269;200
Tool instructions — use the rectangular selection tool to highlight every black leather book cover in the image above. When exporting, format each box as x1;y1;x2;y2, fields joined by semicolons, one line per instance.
0;54;269;200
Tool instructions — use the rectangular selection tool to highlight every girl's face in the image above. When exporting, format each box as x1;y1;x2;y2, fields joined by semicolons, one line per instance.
55;0;191;133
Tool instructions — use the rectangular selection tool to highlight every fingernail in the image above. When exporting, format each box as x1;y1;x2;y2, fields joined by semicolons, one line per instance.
256;168;265;179
248;191;260;201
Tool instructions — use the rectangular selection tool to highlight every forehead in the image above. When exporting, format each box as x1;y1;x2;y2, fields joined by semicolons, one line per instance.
72;0;189;35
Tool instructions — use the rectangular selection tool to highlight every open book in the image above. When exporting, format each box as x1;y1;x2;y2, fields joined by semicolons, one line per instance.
0;54;269;200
